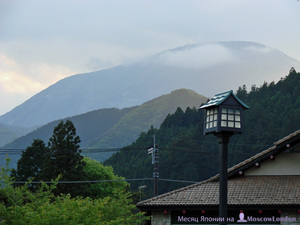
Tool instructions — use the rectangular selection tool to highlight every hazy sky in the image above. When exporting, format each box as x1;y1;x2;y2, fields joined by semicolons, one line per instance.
1;0;300;115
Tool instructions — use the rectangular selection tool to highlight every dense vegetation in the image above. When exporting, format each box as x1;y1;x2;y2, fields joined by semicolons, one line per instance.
1;121;146;224
0;159;147;224
105;68;300;198
11;120;128;198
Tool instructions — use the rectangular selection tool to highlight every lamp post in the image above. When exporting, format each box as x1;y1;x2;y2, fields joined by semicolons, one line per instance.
200;90;249;225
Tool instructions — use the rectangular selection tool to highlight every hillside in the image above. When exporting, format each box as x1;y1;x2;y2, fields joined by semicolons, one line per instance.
2;107;133;151
0;124;33;147
1;41;300;128
1;89;207;168
89;89;207;149
104;69;300;197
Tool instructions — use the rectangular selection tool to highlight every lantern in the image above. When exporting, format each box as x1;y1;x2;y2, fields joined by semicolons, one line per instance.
200;90;250;135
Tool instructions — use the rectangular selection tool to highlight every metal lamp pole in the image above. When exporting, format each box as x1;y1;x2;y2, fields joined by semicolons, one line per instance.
217;133;231;225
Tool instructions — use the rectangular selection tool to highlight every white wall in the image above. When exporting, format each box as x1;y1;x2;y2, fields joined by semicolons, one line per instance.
245;153;300;176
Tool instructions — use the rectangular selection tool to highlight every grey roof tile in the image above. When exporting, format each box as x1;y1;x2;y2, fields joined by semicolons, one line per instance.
139;176;300;206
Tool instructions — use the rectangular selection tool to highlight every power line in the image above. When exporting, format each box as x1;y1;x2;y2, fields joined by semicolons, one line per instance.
0;148;265;156
0;137;272;155
13;177;198;184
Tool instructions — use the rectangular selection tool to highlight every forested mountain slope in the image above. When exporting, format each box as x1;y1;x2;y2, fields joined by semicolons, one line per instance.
104;69;300;197
1;89;207;168
89;89;207;150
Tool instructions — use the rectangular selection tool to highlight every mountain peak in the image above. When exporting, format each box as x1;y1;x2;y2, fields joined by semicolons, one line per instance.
1;41;299;128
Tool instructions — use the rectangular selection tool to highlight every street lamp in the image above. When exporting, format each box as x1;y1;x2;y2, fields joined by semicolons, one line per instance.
200;90;249;225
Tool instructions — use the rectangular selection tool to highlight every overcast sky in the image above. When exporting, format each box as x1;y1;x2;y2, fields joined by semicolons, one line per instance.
1;0;300;116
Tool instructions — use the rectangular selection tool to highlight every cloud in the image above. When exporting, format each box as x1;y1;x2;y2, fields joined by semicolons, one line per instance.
0;53;76;115
1;0;300;116
156;44;238;69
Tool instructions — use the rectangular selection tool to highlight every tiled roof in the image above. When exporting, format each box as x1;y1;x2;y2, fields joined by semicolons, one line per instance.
138;176;300;207
138;130;300;208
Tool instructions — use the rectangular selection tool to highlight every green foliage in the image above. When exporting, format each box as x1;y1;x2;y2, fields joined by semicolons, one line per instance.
41;120;85;183
12;121;128;199
11;139;48;184
13;121;130;199
105;70;300;197
81;157;128;199
0;159;148;225
13;120;86;196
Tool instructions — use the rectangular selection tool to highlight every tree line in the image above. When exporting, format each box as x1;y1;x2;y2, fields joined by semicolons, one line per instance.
104;68;300;197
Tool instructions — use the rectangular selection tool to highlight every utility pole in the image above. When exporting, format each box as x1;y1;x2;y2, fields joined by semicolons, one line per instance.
147;134;159;197
153;134;159;197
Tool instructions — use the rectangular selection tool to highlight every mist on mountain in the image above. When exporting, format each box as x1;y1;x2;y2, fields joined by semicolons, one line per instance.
0;41;299;128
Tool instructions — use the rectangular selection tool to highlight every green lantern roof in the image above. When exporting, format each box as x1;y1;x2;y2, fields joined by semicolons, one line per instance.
200;90;250;109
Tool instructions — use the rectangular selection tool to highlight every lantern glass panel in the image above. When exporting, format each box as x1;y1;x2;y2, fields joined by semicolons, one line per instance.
213;121;217;127
220;107;243;129
205;108;218;129
235;122;241;128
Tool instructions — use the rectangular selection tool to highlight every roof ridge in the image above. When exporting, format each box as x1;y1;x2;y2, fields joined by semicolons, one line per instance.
274;129;300;145
208;129;300;181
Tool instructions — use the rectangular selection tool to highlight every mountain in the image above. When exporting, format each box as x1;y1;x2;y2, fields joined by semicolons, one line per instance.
1;41;300;128
0;124;33;147
104;70;300;197
88;89;207;149
1;89;207;168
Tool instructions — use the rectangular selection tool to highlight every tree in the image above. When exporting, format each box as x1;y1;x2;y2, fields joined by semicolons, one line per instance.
81;157;129;199
11;139;48;184
40;120;86;195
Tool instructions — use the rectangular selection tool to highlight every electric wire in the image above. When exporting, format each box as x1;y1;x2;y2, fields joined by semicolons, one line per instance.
13;177;198;184
0;144;271;156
